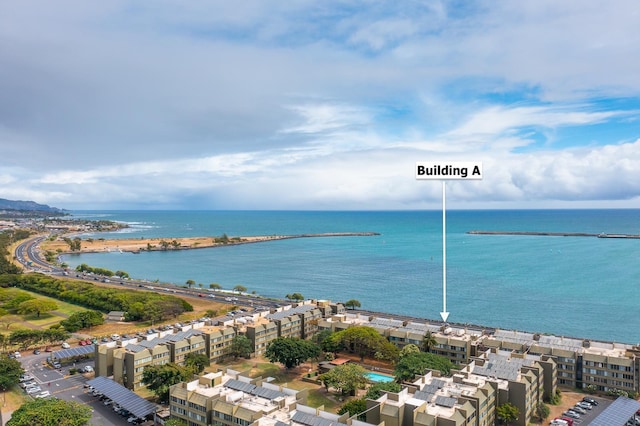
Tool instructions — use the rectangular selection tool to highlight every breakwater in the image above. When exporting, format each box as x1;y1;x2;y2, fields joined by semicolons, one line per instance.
467;230;640;239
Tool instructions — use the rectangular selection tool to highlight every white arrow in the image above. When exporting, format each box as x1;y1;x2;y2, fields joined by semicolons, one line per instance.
440;181;450;323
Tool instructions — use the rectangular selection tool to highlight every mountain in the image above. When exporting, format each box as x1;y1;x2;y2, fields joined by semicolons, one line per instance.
0;198;65;213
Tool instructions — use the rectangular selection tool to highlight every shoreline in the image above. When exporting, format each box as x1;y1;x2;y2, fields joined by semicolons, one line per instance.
40;232;381;254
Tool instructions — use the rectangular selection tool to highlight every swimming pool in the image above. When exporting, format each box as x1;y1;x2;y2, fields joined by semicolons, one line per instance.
365;372;395;383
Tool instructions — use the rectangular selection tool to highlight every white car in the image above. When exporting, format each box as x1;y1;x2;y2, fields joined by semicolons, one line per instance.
26;386;43;394
13;351;21;358
83;365;94;373
61;342;71;349
35;391;51;398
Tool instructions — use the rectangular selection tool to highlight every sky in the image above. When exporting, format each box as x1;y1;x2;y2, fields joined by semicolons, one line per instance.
1;1;640;210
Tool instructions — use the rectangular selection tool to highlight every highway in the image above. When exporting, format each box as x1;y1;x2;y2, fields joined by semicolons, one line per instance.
12;234;283;312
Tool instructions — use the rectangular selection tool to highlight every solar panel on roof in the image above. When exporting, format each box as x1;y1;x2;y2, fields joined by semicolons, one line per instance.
87;376;158;419
434;395;457;408
422;384;440;394
589;396;640;426
251;386;287;400
53;344;95;359
431;379;446;389
225;379;256;393
414;390;434;402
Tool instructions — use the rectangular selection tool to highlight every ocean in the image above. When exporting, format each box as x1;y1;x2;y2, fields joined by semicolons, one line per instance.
61;210;640;344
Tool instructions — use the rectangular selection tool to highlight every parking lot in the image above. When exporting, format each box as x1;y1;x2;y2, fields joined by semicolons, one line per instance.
550;394;611;425
15;351;154;426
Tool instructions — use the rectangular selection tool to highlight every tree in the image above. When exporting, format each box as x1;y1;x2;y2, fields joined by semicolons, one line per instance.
185;279;195;288
399;344;420;357
265;337;320;369
393;351;453;381
3;291;34;310
142;363;191;403
337;398;367;419
333;326;397;361
320;363;368;395
115;270;129;278
0;355;23;393
285;292;304;302
16;299;58;318
364;382;402;399
60;310;104;332
421;331;437;352
345;299;361;310
185;352;210;374
6;398;92;426
209;283;222;290
230;335;253;359
535;403;550;422
233;285;247;293
496;402;519;425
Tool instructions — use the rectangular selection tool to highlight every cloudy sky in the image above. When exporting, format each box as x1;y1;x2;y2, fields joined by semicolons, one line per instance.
1;1;639;210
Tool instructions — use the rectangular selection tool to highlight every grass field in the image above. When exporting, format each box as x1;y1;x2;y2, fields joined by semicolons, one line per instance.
0;288;88;336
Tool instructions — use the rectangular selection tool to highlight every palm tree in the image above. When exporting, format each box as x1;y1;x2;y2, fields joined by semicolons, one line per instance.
422;331;437;353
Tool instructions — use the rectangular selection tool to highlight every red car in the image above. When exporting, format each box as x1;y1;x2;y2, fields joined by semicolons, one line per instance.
79;340;86;346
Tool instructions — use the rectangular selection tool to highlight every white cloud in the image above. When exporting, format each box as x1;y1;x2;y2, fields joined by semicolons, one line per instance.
0;1;640;209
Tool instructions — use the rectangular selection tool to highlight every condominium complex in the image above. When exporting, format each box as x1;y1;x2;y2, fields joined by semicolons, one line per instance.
319;312;640;396
169;370;322;426
96;298;640;399
362;348;556;426
169;347;553;426
96;301;341;389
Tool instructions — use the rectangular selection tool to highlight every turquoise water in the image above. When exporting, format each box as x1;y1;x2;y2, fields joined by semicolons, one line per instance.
365;372;395;383
62;210;640;343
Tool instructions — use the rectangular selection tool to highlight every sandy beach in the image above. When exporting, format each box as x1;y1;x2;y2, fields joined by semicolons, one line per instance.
40;235;285;253
40;232;379;254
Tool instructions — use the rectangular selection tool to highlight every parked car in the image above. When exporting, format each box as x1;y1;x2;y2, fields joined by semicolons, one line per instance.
559;417;574;426
61;342;71;349
19;374;34;382
26;386;42;394
572;405;586;414
83;365;94;373
13;351;21;358
33;349;40;354
583;397;598;406
576;401;592;410
35;391;51;398
563;410;580;419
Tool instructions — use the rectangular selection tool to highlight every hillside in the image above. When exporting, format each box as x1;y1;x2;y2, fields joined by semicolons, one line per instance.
0;198;64;213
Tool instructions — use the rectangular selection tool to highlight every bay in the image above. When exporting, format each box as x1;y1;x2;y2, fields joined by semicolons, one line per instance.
62;210;640;344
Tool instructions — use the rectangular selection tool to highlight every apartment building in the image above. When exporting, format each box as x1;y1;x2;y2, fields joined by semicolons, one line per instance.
238;317;279;357
113;342;171;390
206;326;238;363
482;330;640;394
168;370;305;426
364;349;553;426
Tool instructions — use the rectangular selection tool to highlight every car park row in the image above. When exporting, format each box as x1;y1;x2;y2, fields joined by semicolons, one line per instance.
86;385;144;424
